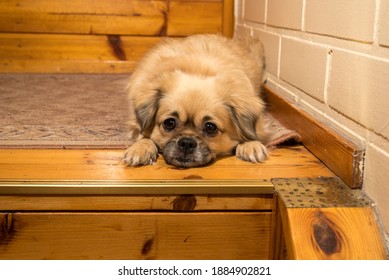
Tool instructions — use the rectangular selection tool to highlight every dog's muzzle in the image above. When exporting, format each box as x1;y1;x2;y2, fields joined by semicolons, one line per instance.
163;136;213;168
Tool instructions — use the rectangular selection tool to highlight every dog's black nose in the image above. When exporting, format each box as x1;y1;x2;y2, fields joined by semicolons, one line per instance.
178;137;197;154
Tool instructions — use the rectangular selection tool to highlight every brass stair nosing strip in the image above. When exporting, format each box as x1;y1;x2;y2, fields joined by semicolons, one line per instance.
0;179;274;195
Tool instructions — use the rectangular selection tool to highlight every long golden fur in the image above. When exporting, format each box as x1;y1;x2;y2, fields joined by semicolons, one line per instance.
124;34;269;168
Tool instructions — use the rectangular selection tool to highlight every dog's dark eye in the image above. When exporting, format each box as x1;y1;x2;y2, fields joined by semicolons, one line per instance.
204;122;218;136
163;118;177;131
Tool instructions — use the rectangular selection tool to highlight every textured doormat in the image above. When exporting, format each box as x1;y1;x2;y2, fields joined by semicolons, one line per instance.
0;74;300;149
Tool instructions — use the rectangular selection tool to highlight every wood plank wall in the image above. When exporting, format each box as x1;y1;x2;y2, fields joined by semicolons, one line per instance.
0;0;232;73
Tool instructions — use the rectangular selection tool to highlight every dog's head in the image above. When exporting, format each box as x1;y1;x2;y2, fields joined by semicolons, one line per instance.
130;70;265;168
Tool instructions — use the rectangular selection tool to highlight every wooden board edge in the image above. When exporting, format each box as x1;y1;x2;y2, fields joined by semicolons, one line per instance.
222;0;235;38
275;195;296;259
0;194;274;212
263;85;365;189
269;192;288;259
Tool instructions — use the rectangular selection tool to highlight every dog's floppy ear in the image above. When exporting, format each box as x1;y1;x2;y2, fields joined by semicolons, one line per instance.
227;104;259;142
134;88;164;136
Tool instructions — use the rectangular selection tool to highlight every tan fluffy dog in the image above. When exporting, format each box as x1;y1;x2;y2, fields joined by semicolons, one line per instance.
124;34;269;168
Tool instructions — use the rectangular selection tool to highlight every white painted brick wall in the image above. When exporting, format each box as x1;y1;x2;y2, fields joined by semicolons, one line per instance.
267;0;304;30
252;29;280;76
305;0;376;43
329;50;389;139
243;0;266;23
379;0;389;47
365;143;389;238
280;38;328;102
237;0;389;249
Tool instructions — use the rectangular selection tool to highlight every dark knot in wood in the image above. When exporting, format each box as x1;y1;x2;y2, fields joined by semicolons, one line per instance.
141;238;154;256
0;213;16;247
107;35;126;61
313;212;342;255
172;195;197;211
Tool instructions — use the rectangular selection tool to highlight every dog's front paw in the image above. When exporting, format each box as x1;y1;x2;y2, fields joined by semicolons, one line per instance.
235;141;268;163
123;139;159;166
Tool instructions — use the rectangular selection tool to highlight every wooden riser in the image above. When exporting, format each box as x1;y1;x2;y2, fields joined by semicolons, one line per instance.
0;212;271;260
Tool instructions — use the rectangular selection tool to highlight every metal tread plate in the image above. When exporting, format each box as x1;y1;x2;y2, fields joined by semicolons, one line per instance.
272;177;374;208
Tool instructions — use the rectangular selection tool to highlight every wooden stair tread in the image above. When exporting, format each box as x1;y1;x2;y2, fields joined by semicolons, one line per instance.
0;145;334;182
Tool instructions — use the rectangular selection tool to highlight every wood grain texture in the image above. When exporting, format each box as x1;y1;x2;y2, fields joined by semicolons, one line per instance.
264;85;364;189
167;1;223;36
0;212;271;260
0;194;273;211
269;193;287;259
278;205;387;259
0;0;167;35
0;0;224;36
222;0;235;38
0;146;334;181
0;0;232;73
0;33;160;73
